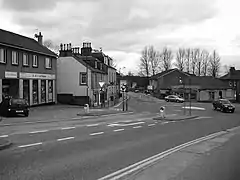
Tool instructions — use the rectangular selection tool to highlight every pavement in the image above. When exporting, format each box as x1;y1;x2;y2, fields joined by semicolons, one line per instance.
0;92;240;179
0;138;12;150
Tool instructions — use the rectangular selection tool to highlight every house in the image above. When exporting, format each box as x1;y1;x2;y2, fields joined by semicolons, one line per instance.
150;68;235;102
0;29;57;106
220;67;240;102
57;42;117;106
119;76;149;92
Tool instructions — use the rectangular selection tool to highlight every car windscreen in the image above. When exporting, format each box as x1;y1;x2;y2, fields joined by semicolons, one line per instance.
220;100;231;104
10;99;27;105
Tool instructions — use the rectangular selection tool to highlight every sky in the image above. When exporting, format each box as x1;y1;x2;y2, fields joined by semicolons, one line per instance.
0;0;240;75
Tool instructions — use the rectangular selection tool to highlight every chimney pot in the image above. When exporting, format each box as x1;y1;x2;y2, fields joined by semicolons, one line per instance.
60;43;63;50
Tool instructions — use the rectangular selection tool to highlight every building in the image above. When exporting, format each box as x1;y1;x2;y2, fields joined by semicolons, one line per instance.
220;67;240;102
150;68;235;102
0;29;57;106
57;42;117;106
119;76;149;91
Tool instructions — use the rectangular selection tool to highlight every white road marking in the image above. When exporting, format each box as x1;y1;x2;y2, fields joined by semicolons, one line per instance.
133;126;142;129
161;122;169;125
18;142;43;148
87;124;99;127
0;135;9;138
98;131;226;180
57;137;75;141
114;129;125;132
90;132;104;136
29;130;48;134
61;127;76;130
194;116;212;120
148;124;156;127
182;106;206;110
108;122;145;127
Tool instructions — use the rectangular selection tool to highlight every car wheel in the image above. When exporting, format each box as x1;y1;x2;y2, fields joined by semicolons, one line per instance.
212;105;216;110
221;107;225;113
24;112;29;117
166;100;169;102
231;110;235;113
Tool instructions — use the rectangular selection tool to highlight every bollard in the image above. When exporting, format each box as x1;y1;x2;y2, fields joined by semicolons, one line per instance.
159;106;166;119
84;104;89;113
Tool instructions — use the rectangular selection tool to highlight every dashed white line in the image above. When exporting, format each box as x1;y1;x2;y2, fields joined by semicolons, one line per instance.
87;124;99;127
18;142;43;148
90;132;104;136
114;129;125;132
0;135;9;138
161;122;169;125
29;130;49;134
148;124;156;127
57;137;75;141
61;127;76;130
133;126;142;129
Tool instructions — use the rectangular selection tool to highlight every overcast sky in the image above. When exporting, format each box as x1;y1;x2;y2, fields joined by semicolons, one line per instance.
0;0;240;74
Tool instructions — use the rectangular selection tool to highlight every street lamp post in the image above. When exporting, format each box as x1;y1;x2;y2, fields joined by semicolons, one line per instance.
189;77;192;116
179;77;186;115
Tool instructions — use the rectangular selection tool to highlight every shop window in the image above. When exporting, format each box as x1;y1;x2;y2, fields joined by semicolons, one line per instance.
23;53;29;66
41;80;46;103
33;55;38;67
0;48;6;63
45;57;52;69
12;51;18;65
32;80;38;104
48;80;53;102
80;72;87;85
23;80;29;104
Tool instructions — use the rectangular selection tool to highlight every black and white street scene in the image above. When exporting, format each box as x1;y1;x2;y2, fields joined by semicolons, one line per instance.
1;0;240;179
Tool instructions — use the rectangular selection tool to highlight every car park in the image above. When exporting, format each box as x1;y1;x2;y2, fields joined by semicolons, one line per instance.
212;99;235;113
165;95;185;103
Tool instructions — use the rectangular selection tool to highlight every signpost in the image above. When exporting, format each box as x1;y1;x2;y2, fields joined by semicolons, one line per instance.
121;84;127;111
99;81;105;108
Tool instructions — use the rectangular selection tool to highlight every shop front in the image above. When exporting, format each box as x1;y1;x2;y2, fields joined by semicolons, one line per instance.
19;72;56;106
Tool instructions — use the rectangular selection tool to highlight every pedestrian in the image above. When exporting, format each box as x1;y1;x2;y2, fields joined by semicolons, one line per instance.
159;106;166;119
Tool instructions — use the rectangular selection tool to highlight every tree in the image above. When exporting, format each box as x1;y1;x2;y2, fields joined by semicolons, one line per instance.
127;71;134;76
161;47;173;71
208;50;221;77
195;49;203;76
201;50;210;76
43;39;59;55
175;48;185;71
223;64;231;74
185;48;191;73
139;45;160;77
190;48;199;75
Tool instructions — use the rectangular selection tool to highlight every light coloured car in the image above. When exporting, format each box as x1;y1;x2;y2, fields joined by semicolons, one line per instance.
165;95;185;103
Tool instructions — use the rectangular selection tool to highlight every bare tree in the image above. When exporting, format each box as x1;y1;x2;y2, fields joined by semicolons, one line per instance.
161;47;173;71
223;64;231;74
139;46;151;77
201;50;210;76
43;39;59;54
175;48;185;71
185;48;191;73
195;49;203;76
139;45;160;77
190;48;199;75
127;71;134;76
208;50;221;77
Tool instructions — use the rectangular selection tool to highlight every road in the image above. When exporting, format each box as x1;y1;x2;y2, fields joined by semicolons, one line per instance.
0;93;240;180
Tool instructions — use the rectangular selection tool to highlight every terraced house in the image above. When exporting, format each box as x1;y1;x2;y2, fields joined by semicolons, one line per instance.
0;29;57;106
57;42;117;106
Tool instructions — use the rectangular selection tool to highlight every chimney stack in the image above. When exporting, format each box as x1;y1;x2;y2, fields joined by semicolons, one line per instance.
35;32;43;45
230;67;235;74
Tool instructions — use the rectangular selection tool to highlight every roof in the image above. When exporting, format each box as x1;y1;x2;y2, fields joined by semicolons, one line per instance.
150;69;191;80
190;76;230;90
220;70;240;80
73;55;106;74
0;28;57;57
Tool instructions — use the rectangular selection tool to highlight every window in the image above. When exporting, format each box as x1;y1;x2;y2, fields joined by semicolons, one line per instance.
100;63;103;70
12;51;18;65
80;72;87;85
33;55;38;67
95;61;98;68
45;57;52;69
0;48;6;63
23;53;29;66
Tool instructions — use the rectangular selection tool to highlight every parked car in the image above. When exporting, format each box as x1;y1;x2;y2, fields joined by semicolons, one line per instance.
212;99;235;113
165;95;185;103
0;97;29;117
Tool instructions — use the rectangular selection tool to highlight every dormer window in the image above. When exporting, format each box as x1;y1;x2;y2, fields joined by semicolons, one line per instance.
95;61;97;68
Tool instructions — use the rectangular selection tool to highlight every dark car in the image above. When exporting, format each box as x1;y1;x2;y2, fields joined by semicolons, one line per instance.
212;99;235;113
165;95;185;103
0;97;29;117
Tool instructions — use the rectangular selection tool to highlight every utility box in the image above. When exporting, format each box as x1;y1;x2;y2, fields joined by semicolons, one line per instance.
84;104;89;113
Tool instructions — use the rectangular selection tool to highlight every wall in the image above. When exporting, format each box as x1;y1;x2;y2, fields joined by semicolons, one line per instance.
57;56;91;97
199;89;235;101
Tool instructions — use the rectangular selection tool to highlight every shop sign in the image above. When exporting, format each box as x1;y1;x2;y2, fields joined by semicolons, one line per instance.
20;73;55;79
5;71;18;78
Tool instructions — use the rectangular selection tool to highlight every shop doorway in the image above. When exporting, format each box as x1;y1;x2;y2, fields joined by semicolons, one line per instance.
41;80;46;103
2;79;19;98
23;80;30;104
32;80;38;105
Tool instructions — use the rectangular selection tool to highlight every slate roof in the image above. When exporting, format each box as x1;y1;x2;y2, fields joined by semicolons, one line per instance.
150;69;192;80
0;28;57;57
220;70;240;80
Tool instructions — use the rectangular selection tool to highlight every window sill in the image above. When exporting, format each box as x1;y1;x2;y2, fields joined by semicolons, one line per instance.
32;65;38;68
45;67;52;69
80;83;88;86
11;63;19;66
0;61;6;64
23;64;29;67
